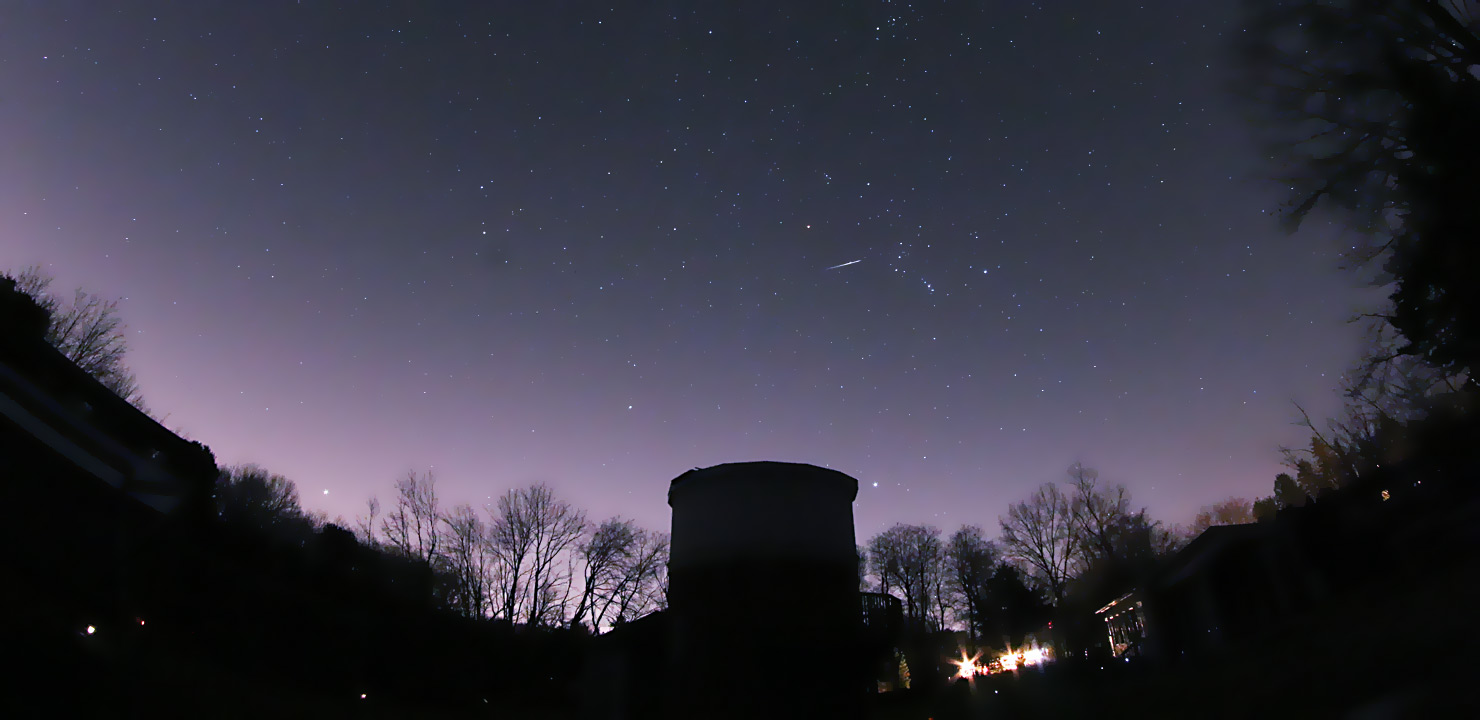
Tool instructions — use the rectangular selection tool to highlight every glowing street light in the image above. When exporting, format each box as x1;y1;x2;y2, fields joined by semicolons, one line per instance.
953;650;985;679
997;642;1052;671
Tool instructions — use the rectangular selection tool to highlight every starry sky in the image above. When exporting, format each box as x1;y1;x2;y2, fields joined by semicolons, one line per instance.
1;1;1373;539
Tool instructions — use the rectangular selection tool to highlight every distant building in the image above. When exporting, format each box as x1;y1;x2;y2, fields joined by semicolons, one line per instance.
1083;522;1322;662
1095;590;1147;658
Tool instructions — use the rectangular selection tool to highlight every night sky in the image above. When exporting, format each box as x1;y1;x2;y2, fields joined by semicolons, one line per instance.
1;1;1372;538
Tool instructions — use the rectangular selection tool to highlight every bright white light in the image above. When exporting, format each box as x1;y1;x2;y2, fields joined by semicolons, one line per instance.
85;625;95;635
997;643;1051;671
953;650;984;679
360;693;367;699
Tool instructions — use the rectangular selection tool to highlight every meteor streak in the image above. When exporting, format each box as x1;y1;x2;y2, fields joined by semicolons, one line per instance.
825;259;862;270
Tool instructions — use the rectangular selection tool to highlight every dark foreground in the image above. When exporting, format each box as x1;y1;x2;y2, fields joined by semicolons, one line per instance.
872;505;1480;720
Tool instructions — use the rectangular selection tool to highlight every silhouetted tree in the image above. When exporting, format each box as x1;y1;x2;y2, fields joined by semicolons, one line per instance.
214;464;309;538
1066;463;1133;565
1239;0;1480;378
2;265;144;407
488;484;587;626
978;563;1050;650
381;470;442;565
1111;510;1181;563
1283;401;1367;494
354;496;381;547
943;525;998;639
598;528;669;627
489;489;534;622
1191;497;1257;535
1292;457;1339;500
1066;508;1181;624
570;517;638;632
865;534;900;598
440;503;494;619
1273;472;1307;509
1283;337;1471;498
999;483;1079;604
527;486;587;627
1343;327;1466;425
867;523;943;626
1253;496;1280;522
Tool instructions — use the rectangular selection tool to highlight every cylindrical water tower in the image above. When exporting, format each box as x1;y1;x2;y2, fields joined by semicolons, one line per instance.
666;461;862;719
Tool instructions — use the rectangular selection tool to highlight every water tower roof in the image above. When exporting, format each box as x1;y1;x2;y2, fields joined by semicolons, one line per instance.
667;460;858;506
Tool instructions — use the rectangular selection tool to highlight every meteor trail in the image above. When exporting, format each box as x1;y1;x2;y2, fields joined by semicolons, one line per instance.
825;259;862;270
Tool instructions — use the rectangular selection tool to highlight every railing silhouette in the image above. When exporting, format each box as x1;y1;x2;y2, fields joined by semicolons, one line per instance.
860;591;903;647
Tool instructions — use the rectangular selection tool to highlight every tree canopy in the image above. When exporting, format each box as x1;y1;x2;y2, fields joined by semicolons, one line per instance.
1238;0;1480;378
2;265;145;407
214;464;311;538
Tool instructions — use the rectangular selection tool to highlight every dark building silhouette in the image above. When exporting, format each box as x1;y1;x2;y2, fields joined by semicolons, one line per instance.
1090;465;1475;665
587;461;871;719
1;278;220;711
0;278;217;515
1143;522;1319;659
0;279;218;632
666;461;864;719
583;610;672;719
1071;521;1323;664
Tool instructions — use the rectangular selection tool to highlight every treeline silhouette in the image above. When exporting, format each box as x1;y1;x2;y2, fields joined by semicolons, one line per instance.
347;471;669;631
860;389;1479;717
8;246;1480;718
7;2;1480;711
0;276;634;717
5;450;608;715
857;1;1480;711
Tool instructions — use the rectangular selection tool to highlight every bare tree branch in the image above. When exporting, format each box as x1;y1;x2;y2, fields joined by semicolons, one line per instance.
998;482;1079;606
